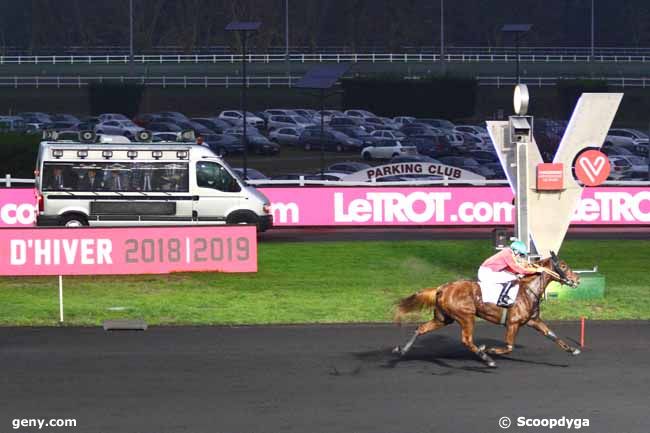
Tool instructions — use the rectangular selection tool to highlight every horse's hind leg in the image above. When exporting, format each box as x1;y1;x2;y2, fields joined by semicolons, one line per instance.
527;318;581;356
457;317;497;368
393;318;448;357
486;323;520;355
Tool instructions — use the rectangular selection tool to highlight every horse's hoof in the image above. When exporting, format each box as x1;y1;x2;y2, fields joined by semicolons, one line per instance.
571;348;581;356
487;361;497;368
392;346;402;355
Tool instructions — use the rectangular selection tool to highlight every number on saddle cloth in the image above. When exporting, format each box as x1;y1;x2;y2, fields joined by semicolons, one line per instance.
497;281;518;308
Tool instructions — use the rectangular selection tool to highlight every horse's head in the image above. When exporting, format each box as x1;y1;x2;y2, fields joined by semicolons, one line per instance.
539;251;580;288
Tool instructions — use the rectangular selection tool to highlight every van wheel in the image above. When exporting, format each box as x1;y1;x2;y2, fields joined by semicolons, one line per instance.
392;152;399;158
227;211;259;228
61;214;88;228
363;151;372;161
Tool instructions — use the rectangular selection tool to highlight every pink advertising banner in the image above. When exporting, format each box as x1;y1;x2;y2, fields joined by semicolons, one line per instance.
259;187;650;226
1;187;649;228
0;225;257;276
0;188;37;227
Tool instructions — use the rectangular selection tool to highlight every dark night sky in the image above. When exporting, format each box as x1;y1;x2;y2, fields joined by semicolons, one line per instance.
0;0;648;52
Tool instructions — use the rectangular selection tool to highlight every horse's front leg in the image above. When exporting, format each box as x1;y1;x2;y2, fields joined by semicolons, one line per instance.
486;323;519;355
393;319;447;357
527;318;581;355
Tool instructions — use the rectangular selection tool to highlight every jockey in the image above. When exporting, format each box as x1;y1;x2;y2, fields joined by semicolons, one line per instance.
478;240;540;307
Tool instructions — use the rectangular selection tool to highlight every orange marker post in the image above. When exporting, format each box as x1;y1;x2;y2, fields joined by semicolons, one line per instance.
580;317;585;348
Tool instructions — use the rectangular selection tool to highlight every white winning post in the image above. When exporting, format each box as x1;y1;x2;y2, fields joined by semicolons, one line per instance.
58;275;64;323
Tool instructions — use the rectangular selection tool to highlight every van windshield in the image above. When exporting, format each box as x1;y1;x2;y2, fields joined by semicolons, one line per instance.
196;161;241;192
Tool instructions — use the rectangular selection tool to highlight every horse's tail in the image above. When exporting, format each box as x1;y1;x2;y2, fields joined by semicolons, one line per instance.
394;287;439;323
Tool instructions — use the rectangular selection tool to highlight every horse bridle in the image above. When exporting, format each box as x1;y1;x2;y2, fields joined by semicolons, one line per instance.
549;251;577;287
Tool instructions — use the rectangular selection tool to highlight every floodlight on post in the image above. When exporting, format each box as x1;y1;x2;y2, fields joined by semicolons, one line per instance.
225;21;261;179
294;64;350;177
501;24;532;84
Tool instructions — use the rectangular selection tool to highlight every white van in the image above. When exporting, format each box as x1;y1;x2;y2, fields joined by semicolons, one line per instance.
35;139;272;231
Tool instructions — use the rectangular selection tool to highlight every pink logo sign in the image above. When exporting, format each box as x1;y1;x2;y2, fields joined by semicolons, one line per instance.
0;225;257;276
575;150;611;186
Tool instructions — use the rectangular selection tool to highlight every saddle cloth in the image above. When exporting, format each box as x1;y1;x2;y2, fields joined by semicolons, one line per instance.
478;281;519;307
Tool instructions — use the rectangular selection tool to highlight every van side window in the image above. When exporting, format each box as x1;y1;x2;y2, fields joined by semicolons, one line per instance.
196;162;241;192
42;161;189;193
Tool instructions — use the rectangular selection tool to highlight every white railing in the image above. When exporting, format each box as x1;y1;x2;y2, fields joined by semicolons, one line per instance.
0;75;301;88
3;52;650;65
2;175;648;188
478;76;650;88
1;175;35;187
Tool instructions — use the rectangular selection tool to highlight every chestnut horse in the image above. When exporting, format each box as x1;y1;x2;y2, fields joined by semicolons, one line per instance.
393;252;581;368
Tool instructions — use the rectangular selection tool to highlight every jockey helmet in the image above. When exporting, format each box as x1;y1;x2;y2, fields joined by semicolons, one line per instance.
510;240;528;256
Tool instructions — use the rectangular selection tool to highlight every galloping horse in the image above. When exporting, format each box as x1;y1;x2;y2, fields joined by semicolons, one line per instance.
393;252;581;368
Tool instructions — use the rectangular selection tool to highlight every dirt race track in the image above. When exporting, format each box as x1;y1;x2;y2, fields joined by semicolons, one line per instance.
0;322;648;433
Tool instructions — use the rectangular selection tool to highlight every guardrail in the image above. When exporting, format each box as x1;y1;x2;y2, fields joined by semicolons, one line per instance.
478;76;650;88
6;45;650;56
6;74;650;88
3;52;650;65
3;175;648;188
0;75;301;88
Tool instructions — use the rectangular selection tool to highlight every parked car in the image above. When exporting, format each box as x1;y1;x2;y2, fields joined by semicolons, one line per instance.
50;114;80;123
233;167;270;181
152;132;181;142
320;110;344;123
400;124;436;137
94;120;144;138
329;116;361;129
371;129;407;141
454;125;491;141
393;116;416;128
218;110;265;128
147;122;183;133
344;109;377;122
17;112;52;123
269;127;302;146
389;155;442;164
202;133;244;156
363;117;399;130
326;162;372;173
299;128;362;152
403;135;457;157
97;113;130;122
485;162;506;179
264;109;298;117
361;139;418;160
330;126;381;147
133;113;164;127
464;150;498;164
418;118;456;130
267;115;314;131
438;156;495;178
604;134;646;156
50;121;79;132
170;120;213;136
608;128;649;147
227;130;279;155
601;144;645;160
0;116;26;132
188;118;229;134
157;111;190;123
